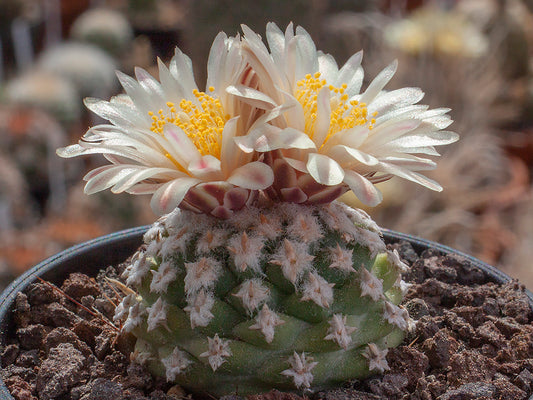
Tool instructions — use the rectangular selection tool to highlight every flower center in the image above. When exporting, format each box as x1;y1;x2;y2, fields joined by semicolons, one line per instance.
149;87;229;158
295;72;377;145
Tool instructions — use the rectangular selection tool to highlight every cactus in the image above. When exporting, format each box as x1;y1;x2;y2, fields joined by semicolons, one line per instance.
70;8;134;57
37;43;118;99
115;201;410;395
58;21;458;396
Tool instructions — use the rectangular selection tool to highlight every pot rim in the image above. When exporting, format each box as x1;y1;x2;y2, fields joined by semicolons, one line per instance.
381;228;528;292
0;226;531;400
0;226;148;316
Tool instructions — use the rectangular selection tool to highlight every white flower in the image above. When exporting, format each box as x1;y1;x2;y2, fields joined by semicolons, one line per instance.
281;352;318;389
249;304;285;343
236;23;458;206
162;347;192;381
199;334;232;371
363;343;390;373
57;32;273;217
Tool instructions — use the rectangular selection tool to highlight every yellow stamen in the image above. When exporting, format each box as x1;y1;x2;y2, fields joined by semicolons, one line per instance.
149;90;228;158
295;72;377;146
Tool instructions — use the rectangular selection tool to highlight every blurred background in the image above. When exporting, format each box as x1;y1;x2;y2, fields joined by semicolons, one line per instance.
0;0;533;290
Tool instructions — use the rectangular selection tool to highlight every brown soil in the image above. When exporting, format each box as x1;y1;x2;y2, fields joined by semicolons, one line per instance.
2;241;533;400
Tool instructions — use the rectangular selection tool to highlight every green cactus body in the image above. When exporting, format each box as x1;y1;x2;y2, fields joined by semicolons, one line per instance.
116;201;410;395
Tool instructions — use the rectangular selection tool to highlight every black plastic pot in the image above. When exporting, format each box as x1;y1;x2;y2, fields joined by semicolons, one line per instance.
0;226;531;399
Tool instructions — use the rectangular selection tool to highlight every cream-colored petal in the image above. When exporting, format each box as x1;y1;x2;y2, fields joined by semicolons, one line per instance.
389;130;459;149
163;124;202;166
367;87;424;116
284;157;308;173
84;165;138;195
157;58;187;103
321;126;369;153
378;163;442;191
266;22;286;67
235;125;316;153
363;119;421;151
306;153;345;186
84;97;148;128
58;136;170;167
337;50;364;96
227;161;274;190
135;67;166;108
359;60;398;104
312;86;332;148
380;155;437;171
241;24;284;102
116;70;154;117
343;170;383;206
151;177;201;215
219;117;252;177
292;26;319;80
206;31;228;91
112;167;186;193
245;103;296;138
226;84;277;110
187;155;224;181
328;145;379;167
169;47;198;97
318;52;339;83
125;182;160;194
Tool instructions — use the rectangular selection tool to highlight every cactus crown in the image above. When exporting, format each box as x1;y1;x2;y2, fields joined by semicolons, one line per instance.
57;21;457;396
